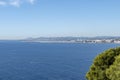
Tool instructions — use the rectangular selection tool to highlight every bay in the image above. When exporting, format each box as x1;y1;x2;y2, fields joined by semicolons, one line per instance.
0;41;120;80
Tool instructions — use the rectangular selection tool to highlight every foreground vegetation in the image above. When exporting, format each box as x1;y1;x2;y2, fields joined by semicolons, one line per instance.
86;47;120;80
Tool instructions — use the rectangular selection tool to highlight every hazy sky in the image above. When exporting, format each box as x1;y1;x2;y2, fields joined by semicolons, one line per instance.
0;0;120;39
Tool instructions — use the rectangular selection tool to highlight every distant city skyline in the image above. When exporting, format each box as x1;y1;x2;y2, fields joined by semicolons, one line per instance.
0;0;120;39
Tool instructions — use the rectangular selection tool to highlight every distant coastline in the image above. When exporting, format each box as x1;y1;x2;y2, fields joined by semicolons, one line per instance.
22;36;120;44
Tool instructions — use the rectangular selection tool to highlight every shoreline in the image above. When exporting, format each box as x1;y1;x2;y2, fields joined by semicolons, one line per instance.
22;41;120;44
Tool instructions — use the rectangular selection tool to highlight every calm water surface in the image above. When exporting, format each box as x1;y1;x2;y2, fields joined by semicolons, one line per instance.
0;41;120;80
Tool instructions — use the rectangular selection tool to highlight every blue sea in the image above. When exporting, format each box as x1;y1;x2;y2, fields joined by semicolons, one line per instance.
0;41;120;80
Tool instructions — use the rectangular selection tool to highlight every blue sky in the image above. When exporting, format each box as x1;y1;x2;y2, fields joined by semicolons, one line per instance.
0;0;120;39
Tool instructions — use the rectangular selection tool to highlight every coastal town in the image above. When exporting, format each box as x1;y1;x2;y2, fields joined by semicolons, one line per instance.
75;39;120;43
24;37;120;43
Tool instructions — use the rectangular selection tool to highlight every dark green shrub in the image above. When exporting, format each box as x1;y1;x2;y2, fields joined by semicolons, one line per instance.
106;55;120;80
86;47;120;80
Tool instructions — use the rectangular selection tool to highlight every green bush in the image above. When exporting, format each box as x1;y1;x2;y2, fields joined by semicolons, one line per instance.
86;47;120;80
106;55;120;80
